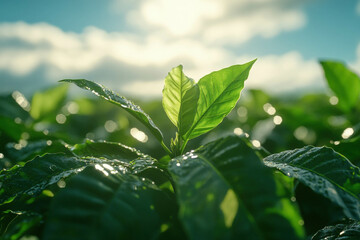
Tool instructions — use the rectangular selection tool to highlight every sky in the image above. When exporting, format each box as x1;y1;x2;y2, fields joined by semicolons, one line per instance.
0;0;359;98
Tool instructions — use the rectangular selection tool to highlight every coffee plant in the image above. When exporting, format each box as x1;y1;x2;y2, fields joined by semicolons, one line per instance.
0;59;359;239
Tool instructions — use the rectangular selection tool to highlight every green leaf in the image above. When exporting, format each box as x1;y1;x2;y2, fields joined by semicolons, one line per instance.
5;140;71;164
0;212;41;240
30;84;69;121
0;116;27;141
311;220;360;240
184;60;256;140
71;139;144;160
162;65;199;136
43;166;174;240
0;93;31;120
263;146;360;219
59;79;166;148
168;135;303;239
0;154;129;205
332;135;360;167
320;60;360;111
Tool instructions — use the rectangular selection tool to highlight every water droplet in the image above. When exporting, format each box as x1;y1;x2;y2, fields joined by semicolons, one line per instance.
57;179;66;188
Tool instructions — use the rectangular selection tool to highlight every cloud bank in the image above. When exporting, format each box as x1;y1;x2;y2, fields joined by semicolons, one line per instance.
0;0;347;97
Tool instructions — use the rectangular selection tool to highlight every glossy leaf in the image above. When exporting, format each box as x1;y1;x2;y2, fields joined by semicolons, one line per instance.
168;135;303;239
30;84;69;121
0;154;129;205
311;220;360;240
263;146;360;219
71;139;144;160
5;140;71;164
43;166;174;240
320;61;360;111
59;79;164;145
162;65;199;136
184;60;256;140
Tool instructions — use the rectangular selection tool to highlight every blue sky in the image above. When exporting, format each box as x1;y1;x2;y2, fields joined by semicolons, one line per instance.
1;0;359;97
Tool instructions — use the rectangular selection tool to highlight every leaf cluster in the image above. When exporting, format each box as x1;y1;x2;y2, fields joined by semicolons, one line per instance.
0;60;359;239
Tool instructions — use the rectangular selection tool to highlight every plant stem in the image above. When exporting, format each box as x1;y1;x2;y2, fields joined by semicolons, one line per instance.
180;139;189;155
161;141;172;156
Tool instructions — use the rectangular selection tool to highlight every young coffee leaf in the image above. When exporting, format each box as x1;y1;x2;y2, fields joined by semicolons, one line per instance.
43;166;173;240
162;65;199;136
264;146;360;219
168;135;303;239
311;220;360;240
59;79;164;145
184;60;256;140
320;61;360;112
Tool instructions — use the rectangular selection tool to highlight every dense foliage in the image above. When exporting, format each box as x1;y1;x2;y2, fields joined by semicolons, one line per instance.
0;60;359;239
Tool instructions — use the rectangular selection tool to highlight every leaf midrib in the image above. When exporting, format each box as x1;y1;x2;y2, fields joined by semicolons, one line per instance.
185;70;245;140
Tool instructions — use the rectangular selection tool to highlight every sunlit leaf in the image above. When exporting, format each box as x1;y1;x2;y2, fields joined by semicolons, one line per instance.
311;220;360;240
43;166;175;240
0;154;129;205
59;79;165;146
320;61;360;111
184;60;256;140
168;135;303;239
5;140;71;164
162;65;199;136
71;139;144;160
263;146;360;219
30;84;69;121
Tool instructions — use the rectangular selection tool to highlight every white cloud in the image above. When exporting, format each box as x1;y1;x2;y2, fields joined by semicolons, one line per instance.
0;21;326;97
203;8;305;45
133;0;224;36
124;0;306;45
245;52;323;94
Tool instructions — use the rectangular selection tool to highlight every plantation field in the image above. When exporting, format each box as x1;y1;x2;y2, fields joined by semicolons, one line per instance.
0;60;359;239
